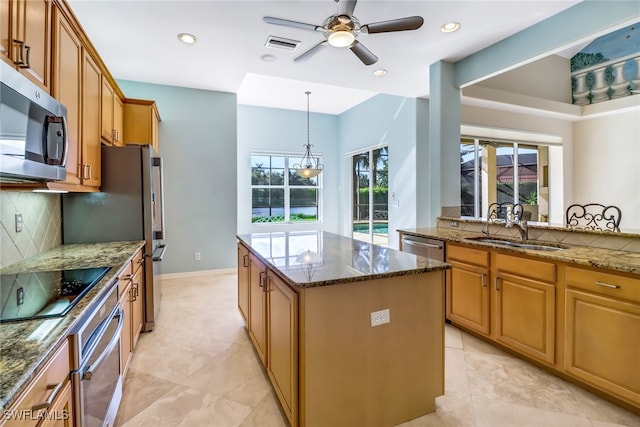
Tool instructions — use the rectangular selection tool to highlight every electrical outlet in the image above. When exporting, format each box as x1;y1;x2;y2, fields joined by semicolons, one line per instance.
17;288;24;306
15;213;23;232
370;308;390;327
194;252;201;261
450;220;459;228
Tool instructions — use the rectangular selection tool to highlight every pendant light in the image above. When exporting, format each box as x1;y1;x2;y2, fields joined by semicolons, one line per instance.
294;91;323;178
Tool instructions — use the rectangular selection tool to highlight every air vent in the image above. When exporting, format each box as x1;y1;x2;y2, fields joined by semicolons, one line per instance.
265;36;300;51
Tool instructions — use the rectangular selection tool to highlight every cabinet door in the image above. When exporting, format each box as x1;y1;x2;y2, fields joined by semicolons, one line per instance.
447;259;490;335
0;0;11;62
565;289;640;405
119;281;133;377
131;265;144;348
113;95;124;146
101;77;114;143
16;0;51;91
495;273;555;364
81;52;101;188
51;6;81;185
237;243;250;324
248;253;267;366
266;273;298;427
38;381;73;427
151;104;159;152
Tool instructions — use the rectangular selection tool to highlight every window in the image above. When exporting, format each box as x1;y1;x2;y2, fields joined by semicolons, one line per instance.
460;139;548;222
251;153;321;223
351;147;388;246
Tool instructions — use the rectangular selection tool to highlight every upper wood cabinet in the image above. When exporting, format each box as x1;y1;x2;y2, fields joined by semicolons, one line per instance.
0;0;51;92
80;51;101;188
50;4;81;186
101;77;124;145
124;99;161;153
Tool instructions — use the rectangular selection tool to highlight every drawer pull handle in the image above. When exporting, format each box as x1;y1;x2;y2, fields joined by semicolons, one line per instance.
31;382;64;411
595;281;620;289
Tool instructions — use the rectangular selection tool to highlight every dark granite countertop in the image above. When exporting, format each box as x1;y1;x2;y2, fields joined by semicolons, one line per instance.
0;241;145;411
398;228;640;275
236;231;450;289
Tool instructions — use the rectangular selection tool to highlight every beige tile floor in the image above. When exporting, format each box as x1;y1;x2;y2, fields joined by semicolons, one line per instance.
115;270;640;427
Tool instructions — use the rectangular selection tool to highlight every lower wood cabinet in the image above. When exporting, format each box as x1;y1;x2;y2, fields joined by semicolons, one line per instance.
119;280;133;378
446;244;490;335
247;253;268;366
494;254;556;365
564;266;640;408
237;243;250;324
266;273;298;427
1;340;72;427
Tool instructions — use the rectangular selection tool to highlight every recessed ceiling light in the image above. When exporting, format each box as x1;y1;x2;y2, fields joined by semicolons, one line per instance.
373;69;387;76
440;22;461;33
261;54;277;62
177;33;197;44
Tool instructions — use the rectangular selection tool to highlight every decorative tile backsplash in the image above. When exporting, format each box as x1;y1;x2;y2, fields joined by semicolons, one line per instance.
0;192;61;269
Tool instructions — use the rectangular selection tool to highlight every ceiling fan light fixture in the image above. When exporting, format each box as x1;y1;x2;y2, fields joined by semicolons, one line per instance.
328;30;355;47
440;22;461;33
293;91;324;179
177;33;197;44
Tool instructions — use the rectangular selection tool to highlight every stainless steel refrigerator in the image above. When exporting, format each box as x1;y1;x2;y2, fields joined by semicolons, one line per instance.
62;144;166;332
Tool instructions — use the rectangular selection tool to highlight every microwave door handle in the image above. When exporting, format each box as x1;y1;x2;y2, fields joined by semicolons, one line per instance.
82;309;124;381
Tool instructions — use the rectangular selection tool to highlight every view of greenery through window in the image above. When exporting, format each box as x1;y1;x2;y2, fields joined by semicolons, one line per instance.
251;154;320;223
461;140;542;219
352;147;389;246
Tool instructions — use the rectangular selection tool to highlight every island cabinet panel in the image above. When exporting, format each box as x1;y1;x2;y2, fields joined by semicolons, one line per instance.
564;266;640;408
237;243;250;324
446;244;490;335
248;253;268;366
266;273;298;427
299;272;444;427
494;254;556;365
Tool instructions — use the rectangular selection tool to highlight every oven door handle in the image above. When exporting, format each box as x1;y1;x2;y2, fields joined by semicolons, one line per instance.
82;309;124;381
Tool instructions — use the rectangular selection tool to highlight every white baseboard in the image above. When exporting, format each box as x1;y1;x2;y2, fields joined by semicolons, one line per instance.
159;268;236;280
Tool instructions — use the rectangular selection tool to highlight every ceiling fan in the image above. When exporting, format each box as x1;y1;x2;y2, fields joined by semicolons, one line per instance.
263;0;424;66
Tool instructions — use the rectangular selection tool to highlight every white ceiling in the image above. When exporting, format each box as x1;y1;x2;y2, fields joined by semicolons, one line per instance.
67;0;583;114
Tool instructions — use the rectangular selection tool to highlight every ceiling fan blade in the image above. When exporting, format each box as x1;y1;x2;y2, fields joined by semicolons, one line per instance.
349;40;378;65
294;40;328;63
362;16;424;34
338;0;358;17
263;16;322;32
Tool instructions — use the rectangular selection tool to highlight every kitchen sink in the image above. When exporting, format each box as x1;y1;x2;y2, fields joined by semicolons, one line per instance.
464;236;567;251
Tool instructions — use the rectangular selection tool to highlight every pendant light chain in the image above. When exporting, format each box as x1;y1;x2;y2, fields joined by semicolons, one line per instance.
306;91;311;148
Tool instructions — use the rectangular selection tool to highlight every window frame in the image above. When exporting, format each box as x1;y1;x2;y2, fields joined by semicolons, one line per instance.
251;151;323;224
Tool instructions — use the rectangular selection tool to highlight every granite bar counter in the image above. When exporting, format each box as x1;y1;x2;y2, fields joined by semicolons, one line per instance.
236;231;450;427
236;230;450;288
0;241;144;410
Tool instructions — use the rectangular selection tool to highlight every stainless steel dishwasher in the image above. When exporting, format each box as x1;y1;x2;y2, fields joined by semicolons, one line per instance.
400;234;445;261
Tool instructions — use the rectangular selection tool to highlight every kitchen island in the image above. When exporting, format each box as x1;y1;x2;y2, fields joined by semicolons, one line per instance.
236;231;450;427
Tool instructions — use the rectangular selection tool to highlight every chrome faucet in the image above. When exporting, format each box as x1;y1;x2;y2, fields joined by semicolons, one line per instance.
506;213;529;242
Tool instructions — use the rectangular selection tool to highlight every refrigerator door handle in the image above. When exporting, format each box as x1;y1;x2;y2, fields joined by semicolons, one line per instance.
150;244;167;262
152;156;165;240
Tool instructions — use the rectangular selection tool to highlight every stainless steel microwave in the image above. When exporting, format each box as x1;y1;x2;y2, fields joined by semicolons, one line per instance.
0;60;68;183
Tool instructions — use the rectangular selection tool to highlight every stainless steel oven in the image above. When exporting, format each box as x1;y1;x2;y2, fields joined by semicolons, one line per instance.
70;283;123;427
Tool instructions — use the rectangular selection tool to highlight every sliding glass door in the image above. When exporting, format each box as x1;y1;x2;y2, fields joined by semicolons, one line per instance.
351;147;388;246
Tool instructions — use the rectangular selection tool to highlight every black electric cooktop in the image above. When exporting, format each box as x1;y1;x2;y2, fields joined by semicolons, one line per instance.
0;267;111;323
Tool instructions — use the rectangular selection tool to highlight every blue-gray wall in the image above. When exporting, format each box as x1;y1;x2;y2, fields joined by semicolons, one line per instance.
117;80;237;274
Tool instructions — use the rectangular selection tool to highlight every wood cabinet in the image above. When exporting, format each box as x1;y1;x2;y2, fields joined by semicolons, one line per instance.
564;266;640;407
247;253;268;366
494;254;556;365
80;51;101;188
446;244;490;335
119;278;133;377
131;251;144;348
50;4;81;186
0;0;51;92
123;99;160;152
1;340;72;427
101;77;123;145
266;272;298;426
237;243;250;324
117;248;144;378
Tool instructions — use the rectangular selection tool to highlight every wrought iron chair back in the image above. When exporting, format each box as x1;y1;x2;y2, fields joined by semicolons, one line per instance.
487;202;524;223
565;203;621;231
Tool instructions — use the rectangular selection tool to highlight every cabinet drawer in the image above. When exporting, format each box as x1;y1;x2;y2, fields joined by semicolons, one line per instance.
132;249;144;274
566;266;640;303
447;244;489;267
4;341;70;426
496;253;556;283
